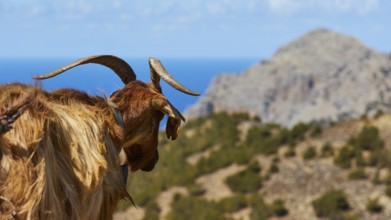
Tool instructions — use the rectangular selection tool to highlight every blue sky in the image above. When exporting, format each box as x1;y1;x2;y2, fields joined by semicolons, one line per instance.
0;0;390;59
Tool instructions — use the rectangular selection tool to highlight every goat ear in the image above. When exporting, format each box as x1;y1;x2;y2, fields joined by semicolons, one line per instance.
151;99;185;122
151;99;185;140
166;117;181;140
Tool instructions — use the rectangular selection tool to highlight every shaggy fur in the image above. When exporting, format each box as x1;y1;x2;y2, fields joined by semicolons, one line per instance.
0;82;163;219
0;55;198;219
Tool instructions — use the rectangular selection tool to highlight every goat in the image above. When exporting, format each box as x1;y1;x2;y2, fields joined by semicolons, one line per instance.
0;55;199;220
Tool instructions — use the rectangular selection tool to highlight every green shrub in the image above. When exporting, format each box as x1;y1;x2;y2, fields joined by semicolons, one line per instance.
379;150;391;168
289;122;310;141
367;149;391;168
248;195;272;220
246;126;283;155
276;128;290;146
248;161;262;172
342;126;387;169
142;201;161;220
253;115;262;122
288;140;297;147
310;124;323;137
366;198;383;213
355;152;367;167
125;133;198;207
271;199;288;217
168;194;223;220
272;156;280;163
303;146;317;160
312;190;350;218
374;110;384;119
334;146;354;169
196;148;239;175
247;126;272;141
355;126;384;151
187;183;206;196
367;151;381;167
321;142;334;157
348;169;367;180
269;162;279;174
257;138;281;155
207;113;242;146
218;195;248;213
284;147;296;158
385;185;391;198
180;112;249;152
226;163;263;193
347;136;356;146
195;143;257;176
372;169;382;185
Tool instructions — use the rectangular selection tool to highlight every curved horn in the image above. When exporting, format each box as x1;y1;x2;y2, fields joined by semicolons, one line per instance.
149;58;200;96
33;55;136;84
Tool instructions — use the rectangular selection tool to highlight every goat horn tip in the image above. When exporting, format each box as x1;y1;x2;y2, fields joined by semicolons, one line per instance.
190;91;201;96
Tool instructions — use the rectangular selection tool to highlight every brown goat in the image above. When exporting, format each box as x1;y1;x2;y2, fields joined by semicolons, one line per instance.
0;55;199;220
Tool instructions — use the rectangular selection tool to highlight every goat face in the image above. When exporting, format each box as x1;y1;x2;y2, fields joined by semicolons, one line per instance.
33;55;200;172
110;81;166;172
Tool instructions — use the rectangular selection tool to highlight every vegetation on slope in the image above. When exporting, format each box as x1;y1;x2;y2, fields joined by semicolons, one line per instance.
117;112;391;219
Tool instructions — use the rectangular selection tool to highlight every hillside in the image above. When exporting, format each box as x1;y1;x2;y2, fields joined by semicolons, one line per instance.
185;29;391;127
114;111;391;220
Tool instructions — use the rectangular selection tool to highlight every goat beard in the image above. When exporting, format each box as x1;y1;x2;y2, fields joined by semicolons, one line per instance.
125;145;158;172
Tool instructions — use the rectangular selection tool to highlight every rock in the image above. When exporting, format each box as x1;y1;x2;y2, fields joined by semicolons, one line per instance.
195;164;246;201
185;29;391;127
156;187;188;220
113;207;145;220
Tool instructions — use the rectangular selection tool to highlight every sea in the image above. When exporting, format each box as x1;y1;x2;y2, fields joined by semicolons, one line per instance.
0;58;258;114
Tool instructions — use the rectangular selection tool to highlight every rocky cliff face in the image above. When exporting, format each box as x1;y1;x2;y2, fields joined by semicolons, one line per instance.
185;29;391;127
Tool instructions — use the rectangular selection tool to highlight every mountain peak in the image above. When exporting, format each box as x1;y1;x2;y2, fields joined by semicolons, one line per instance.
186;29;391;127
272;28;373;68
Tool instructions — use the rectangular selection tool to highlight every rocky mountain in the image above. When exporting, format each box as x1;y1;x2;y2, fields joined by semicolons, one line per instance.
185;29;391;127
